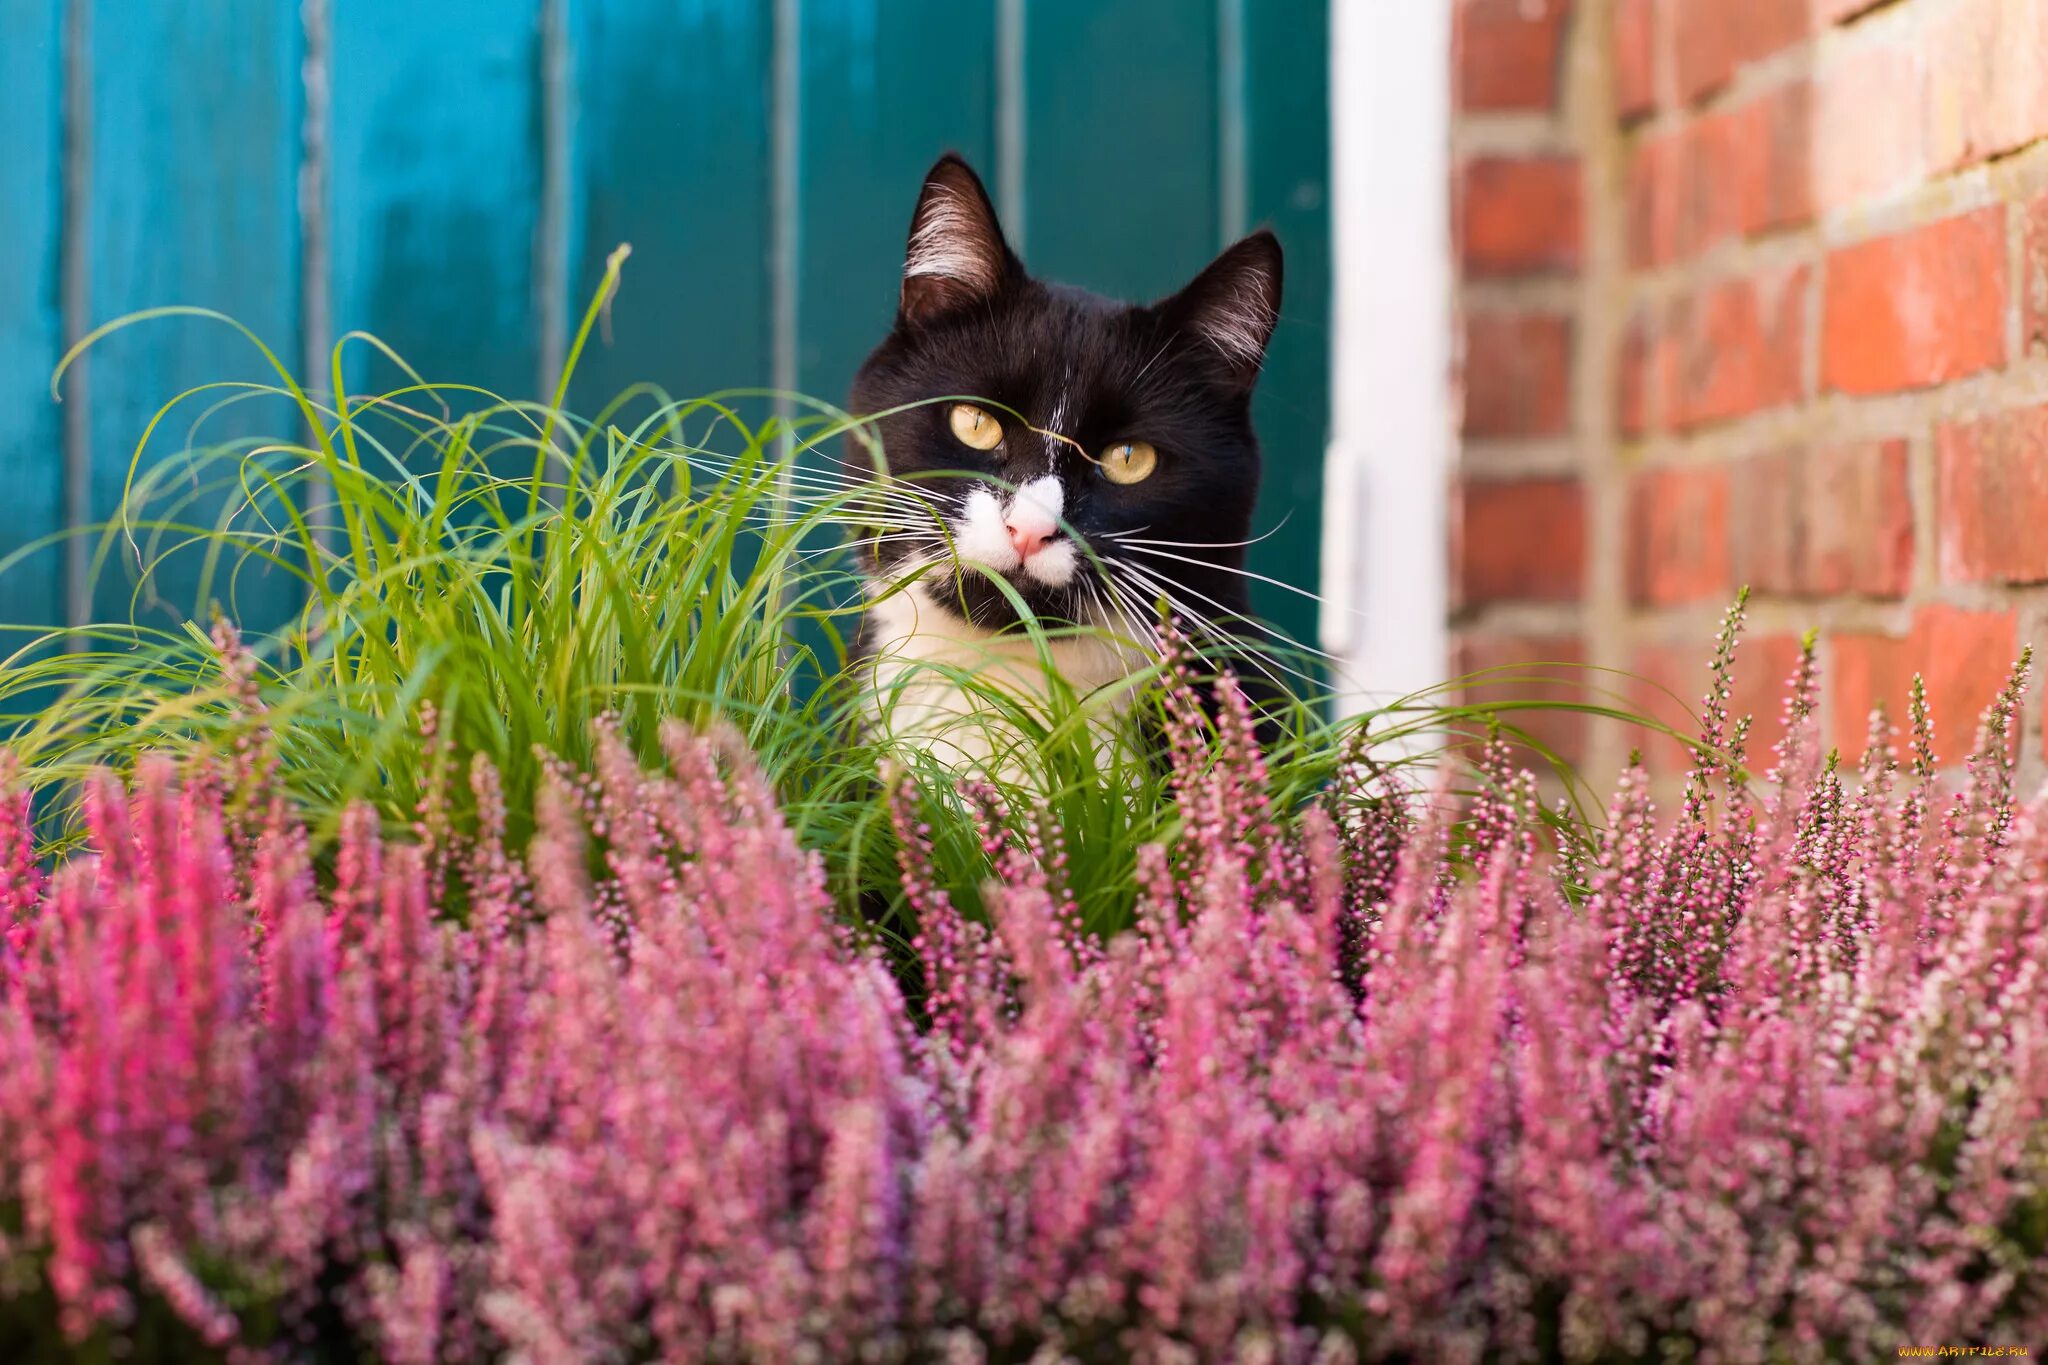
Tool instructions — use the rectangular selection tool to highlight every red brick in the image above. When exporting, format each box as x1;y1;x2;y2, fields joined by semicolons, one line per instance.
1725;441;1915;599
1674;114;1745;260
1729;80;1813;236
1614;0;1658;121
2024;194;2048;354
1457;0;1572;111
1618;311;1653;437
1812;38;1929;212
1626;130;1683;269
1463;312;1573;439
1628;464;1731;606
1938;406;2048;585
1728;450;1803;596
1822;209;2008;396
1650;297;1684;428
1455;478;1586;606
1738;633;1810;766
1629;632;1803;774
1803;439;1915;597
1454;632;1590;766
1831;606;2020;762
1461;156;1583;277
1674;0;1812;105
1625;643;1692;773
1669;266;1809;429
1928;0;2048;170
1654;83;1814;264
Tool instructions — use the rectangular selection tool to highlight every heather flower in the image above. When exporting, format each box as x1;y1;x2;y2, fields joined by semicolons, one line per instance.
0;632;2042;1360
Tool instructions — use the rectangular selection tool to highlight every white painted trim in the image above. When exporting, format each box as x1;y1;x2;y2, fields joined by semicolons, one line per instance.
1322;0;1454;723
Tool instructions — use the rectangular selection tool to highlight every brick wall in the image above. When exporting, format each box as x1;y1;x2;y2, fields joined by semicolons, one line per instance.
1453;0;2048;778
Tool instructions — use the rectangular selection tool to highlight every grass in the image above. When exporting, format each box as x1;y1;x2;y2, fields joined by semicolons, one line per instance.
0;256;1675;943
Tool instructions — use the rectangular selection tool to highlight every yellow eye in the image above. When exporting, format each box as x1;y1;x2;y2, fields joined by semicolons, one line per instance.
1099;440;1158;485
948;403;1004;451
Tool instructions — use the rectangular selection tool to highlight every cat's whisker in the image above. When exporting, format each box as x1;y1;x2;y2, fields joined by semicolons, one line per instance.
793;505;952;534
1105;559;1326;693
794;530;942;564
774;496;955;533
699;479;928;513
1088;559;1162;639
661;448;857;482
1105;560;1212;642
1075;575;1135;657
715;504;940;535
854;538;951;564
1100;520;1290;552
658;451;948;518
822;487;964;520
669;474;935;521
1092;577;1162;663
774;474;950;507
1100;571;1283;695
779;443;891;478
1105;541;1340;611
1127;335;1177;389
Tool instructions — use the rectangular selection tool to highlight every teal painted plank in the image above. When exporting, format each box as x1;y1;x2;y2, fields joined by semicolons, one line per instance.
566;0;774;415
331;0;544;404
1243;0;1330;649
795;0;998;407
1022;0;1218;299
788;2;999;673
85;0;301;631
0;0;65;635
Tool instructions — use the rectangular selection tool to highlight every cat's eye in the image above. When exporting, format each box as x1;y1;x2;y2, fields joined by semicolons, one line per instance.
948;403;1004;451
1098;440;1158;485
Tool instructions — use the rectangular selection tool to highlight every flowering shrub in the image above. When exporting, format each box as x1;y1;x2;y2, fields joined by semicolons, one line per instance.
0;619;2044;1362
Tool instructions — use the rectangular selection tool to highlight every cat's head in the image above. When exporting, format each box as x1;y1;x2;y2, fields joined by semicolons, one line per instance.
849;154;1282;634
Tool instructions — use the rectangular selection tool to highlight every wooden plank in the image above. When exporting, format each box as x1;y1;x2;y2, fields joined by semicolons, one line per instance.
794;0;998;408
85;0;302;630
1243;0;1331;649
1020;0;1326;649
565;0;774;417
782;2;1000;679
0;0;66;635
330;0;544;403
1021;0;1218;300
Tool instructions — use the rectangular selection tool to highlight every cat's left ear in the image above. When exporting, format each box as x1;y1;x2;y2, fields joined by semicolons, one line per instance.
1161;230;1284;392
899;154;1021;327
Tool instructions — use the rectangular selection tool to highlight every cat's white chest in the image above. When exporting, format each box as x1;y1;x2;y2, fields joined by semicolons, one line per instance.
861;583;1142;770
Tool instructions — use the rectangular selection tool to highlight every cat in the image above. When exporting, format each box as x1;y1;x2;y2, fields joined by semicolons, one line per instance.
847;154;1283;764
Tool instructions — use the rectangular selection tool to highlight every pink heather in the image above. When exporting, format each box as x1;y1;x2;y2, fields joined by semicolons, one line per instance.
0;630;2042;1360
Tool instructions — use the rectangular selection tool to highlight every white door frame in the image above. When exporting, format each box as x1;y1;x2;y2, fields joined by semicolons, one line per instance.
1322;0;1454;723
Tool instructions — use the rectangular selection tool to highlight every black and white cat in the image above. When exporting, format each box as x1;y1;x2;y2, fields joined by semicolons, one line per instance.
848;154;1283;755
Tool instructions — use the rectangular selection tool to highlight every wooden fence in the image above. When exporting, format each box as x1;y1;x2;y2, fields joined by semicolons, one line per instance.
0;0;1328;643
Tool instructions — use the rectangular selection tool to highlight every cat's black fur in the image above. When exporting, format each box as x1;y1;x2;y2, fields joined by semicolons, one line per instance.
848;154;1283;650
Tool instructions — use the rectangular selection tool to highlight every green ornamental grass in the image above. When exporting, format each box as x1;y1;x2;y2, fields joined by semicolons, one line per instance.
0;253;1672;944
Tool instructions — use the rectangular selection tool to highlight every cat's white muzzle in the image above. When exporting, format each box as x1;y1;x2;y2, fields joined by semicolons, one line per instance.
952;476;1078;588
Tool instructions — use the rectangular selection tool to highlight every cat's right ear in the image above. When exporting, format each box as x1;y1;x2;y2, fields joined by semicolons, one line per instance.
900;155;1020;327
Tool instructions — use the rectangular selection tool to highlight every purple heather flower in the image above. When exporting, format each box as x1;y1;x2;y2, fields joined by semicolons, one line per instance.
0;637;2040;1358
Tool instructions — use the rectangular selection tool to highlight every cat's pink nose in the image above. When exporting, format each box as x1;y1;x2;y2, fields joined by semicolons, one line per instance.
1006;519;1055;559
1003;477;1064;561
